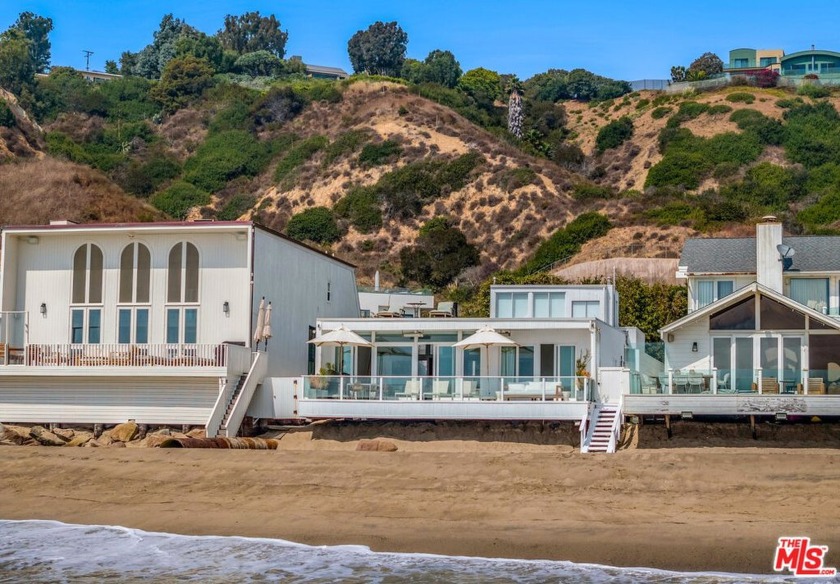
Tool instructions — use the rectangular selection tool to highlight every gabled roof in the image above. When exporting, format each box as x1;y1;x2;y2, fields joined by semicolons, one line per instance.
660;282;840;336
680;236;840;274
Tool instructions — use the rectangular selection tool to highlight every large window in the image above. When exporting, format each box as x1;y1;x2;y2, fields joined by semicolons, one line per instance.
167;242;199;303
710;296;755;330
71;308;101;344
533;292;565;318
118;308;149;344
697;280;733;308
72;244;103;304
119;243;151;303
501;345;535;377
496;292;529;318
571;301;600;318
166;308;197;344
789;278;829;313
759;57;777;67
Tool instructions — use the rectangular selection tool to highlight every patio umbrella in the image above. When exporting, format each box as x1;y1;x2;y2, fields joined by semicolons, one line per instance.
262;302;272;350
308;325;372;374
453;326;518;377
253;297;265;350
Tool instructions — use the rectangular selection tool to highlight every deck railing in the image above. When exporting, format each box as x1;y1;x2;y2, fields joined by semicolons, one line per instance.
24;343;228;368
630;368;832;396
301;375;593;402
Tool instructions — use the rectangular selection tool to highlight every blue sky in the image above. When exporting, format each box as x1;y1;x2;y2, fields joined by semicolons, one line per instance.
2;1;840;81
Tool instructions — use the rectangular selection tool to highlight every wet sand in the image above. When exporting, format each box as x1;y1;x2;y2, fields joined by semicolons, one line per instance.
2;431;839;575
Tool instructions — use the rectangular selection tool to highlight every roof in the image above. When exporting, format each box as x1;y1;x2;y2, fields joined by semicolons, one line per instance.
782;49;840;61
304;64;349;77
660;282;840;335
1;220;356;269
680;236;840;274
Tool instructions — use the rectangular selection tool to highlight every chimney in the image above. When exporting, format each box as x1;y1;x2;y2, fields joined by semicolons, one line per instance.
756;216;783;292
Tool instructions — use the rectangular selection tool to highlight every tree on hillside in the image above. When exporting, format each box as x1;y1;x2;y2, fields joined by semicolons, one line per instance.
400;218;479;289
670;65;686;83
150;55;215;112
11;11;53;73
522;68;630;102
175;31;225;72
347;21;407;76
128;14;195;79
218;11;288;58
0;28;35;98
234;50;281;77
687;52;724;78
286;207;343;244
424;49;461;88
458;67;502;106
506;76;523;138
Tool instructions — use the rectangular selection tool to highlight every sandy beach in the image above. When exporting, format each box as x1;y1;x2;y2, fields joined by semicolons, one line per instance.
2;423;840;575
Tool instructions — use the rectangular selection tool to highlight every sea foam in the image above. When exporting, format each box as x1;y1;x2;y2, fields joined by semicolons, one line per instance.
0;519;808;583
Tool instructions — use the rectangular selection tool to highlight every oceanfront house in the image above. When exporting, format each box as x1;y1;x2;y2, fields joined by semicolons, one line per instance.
624;216;840;420
290;284;642;452
0;220;358;437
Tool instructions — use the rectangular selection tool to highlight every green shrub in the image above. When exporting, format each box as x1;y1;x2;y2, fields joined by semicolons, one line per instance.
729;109;784;145
358;140;402;167
805;163;840;193
721;162;806;209
0;101;15;127
726;92;755;104
497;167;538;192
707;104;733;115
797;83;831;99
572;182;614;200
651;106;672;119
400;220;479;289
775;97;804;109
635;98;650;109
184;130;275;192
323;130;367;165
798;189;840;231
118;153;181;197
218;194;257;220
286;206;343;243
288;79;344;103
209;101;255;134
519;212;611;274
782;102;840;168
644;202;697;226
595;116;633;153
151;181;210;219
645;150;710;189
334;186;382;233
274;135;328;185
251;85;306;126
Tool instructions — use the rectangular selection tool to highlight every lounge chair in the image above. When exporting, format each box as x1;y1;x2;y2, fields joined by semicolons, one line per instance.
432;379;450;399
429;301;456;318
397;379;421;400
640;374;659;394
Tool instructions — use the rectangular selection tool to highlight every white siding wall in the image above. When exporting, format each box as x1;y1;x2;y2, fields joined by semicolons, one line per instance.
252;229;358;377
664;317;711;371
490;285;617;325
598;324;626;369
0;375;219;425
7;230;251;346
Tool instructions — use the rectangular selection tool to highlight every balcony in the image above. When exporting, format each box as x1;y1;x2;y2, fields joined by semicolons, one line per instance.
4;343;228;369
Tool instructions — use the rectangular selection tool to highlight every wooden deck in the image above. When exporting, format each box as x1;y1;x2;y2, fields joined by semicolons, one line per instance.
624;394;840;417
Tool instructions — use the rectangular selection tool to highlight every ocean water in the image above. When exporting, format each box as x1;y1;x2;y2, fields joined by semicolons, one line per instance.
0;519;813;583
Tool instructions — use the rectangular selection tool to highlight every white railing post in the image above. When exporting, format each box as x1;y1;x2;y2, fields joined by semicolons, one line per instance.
711;367;718;394
757;367;763;394
668;369;674;395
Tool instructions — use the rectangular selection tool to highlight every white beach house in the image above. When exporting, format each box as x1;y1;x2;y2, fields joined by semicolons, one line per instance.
290;284;641;452
0;220;358;437
624;217;840;419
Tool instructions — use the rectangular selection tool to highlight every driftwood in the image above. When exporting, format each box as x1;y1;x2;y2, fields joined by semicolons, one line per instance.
157;437;279;449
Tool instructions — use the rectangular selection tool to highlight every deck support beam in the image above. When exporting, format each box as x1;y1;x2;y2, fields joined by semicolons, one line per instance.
750;415;757;440
665;414;672;439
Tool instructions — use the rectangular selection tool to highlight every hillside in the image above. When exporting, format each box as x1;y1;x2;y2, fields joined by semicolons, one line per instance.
3;75;840;291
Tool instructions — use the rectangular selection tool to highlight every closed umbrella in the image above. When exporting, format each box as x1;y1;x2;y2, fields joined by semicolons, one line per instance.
308;325;372;375
253;297;265;350
262;302;272;350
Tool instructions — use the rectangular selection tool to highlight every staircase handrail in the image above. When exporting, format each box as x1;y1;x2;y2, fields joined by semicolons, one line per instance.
579;401;595;453
206;376;237;438
606;399;624;454
220;352;267;438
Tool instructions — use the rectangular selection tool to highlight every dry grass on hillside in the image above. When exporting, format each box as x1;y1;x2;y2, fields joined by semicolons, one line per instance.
0;157;165;225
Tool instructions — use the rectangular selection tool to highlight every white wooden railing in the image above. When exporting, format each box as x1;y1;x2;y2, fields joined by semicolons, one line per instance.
25;343;228;367
606;401;623;454
219;352;267;437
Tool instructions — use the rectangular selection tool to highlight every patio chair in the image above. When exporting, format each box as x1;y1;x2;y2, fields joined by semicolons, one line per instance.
461;380;477;399
432;379;450;399
429;301;455;318
717;372;734;393
673;374;689;394
397;379;421;400
687;372;704;393
640;374;659;394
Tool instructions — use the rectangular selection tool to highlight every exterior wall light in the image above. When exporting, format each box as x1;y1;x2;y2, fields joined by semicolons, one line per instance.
223;301;230;315
40;302;47;316
691;341;698;352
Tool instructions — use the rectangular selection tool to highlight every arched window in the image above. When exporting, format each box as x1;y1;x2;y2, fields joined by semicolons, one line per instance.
167;242;199;303
118;243;151;344
119;243;151;303
166;242;199;344
70;244;103;344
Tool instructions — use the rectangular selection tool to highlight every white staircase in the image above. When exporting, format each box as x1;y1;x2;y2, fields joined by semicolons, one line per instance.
206;352;266;438
581;403;622;453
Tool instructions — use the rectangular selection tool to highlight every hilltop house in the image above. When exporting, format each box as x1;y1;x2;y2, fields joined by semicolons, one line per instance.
0;220;358;437
725;47;840;83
